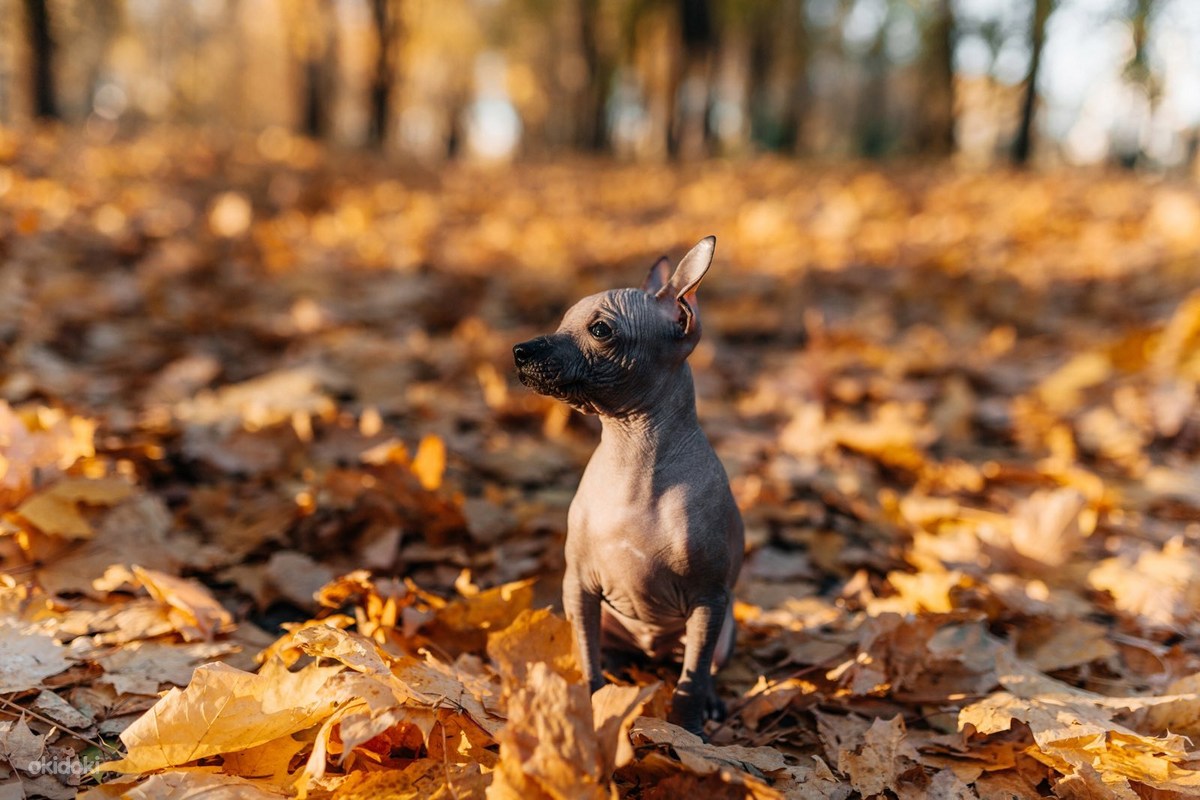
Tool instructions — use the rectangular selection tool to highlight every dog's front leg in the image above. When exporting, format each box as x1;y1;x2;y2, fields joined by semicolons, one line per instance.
563;571;605;693
668;592;728;736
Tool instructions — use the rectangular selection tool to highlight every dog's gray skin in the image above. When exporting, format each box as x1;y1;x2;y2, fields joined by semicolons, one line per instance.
513;236;743;736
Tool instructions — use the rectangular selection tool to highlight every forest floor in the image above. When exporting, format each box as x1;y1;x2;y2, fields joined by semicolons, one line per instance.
2;128;1200;799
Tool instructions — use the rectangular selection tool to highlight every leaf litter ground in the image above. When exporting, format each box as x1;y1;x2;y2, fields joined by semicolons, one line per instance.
2;129;1200;798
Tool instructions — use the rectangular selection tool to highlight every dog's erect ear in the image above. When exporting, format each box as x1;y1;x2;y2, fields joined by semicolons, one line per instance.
656;236;715;336
642;256;671;294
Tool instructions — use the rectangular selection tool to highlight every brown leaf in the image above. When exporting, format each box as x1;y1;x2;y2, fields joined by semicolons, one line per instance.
629;717;788;778
840;715;919;797
0;716;47;772
0;623;71;694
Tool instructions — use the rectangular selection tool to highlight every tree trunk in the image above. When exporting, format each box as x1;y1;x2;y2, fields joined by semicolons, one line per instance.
857;16;890;157
916;0;955;157
577;0;613;151
1012;0;1052;166
294;0;336;140
1114;0;1155;168
23;0;57;120
670;0;715;159
781;0;810;154
367;0;399;148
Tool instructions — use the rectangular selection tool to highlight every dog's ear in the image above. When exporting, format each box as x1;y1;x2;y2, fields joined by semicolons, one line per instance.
642;256;671;294
656;236;715;336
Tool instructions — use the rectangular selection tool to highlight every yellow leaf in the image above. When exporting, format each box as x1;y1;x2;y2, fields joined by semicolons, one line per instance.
329;760;489;800
1088;538;1200;630
1036;351;1111;414
112;770;292;799
959;652;1200;794
105;659;344;774
437;578;535;634
131;565;236;642
486;662;609;800
15;477;133;539
220;735;306;782
411;434;445;491
592;682;658;774
289;624;393;678
487;606;580;687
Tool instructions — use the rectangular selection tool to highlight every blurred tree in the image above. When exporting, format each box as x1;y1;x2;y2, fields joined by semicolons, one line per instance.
744;0;810;153
368;0;401;148
575;0;616;150
22;0;57;119
915;0;955;156
670;0;716;157
1011;0;1054;166
857;1;893;157
1114;0;1157;168
288;0;338;139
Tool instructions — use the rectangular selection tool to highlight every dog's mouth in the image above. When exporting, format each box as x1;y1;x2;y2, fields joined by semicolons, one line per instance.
517;366;572;397
516;366;596;414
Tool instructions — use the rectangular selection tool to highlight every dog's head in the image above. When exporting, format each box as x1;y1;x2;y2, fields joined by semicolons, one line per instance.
513;236;715;417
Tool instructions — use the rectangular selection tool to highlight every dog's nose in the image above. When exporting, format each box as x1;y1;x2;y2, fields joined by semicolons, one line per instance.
513;342;531;366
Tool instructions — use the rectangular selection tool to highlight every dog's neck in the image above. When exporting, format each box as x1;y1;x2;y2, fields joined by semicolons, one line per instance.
595;363;703;465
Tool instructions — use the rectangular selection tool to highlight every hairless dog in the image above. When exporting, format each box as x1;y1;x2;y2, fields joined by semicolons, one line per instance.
513;236;744;736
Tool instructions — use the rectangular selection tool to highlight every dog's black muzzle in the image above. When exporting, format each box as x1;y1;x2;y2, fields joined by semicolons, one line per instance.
513;336;554;369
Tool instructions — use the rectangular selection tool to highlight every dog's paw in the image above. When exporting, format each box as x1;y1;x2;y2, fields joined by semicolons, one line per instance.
706;691;727;722
667;687;714;739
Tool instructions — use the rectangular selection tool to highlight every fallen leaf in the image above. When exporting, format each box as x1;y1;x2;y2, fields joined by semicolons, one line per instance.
629;717;788;778
94;641;241;696
1089;538;1200;630
487;662;609;800
122;769;290;799
840;715;919;797
593;682;659;774
15;478;133;539
0;717;46;772
411;434;446;492
105;659;344;774
487;606;580;686
959;651;1200;795
0;623;71;694
130;565;236;641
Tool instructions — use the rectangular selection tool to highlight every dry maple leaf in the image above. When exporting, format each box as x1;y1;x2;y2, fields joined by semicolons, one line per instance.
487;661;609;800
959;651;1200;796
105;658;344;774
0;403;96;506
129;565;236;642
487;606;581;687
1088;538;1200;632
840;715;920;797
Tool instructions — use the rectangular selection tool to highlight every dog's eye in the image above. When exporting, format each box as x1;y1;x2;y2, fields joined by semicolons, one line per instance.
588;320;613;340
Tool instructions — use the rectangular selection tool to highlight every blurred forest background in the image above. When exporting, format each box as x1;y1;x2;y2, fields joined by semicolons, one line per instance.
3;0;1200;170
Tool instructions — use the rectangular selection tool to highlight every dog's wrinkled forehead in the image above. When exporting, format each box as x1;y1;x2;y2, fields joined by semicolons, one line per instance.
558;288;662;335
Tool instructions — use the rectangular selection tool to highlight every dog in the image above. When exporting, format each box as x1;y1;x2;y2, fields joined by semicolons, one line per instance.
513;236;744;736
